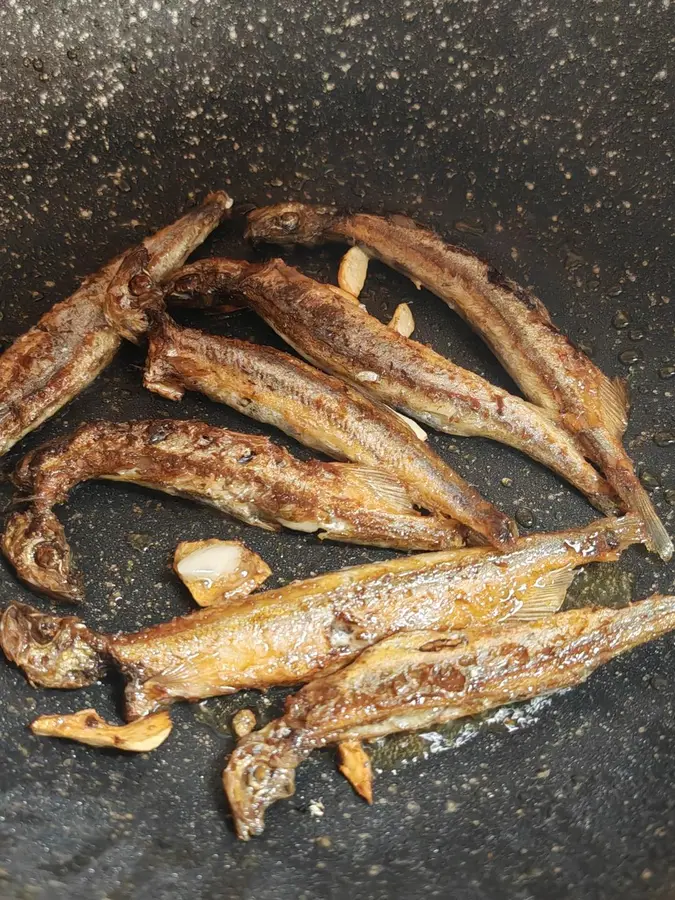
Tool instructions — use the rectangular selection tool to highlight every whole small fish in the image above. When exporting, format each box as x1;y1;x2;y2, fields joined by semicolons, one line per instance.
2;419;462;601
0;192;231;457
167;257;617;517
224;593;675;839
145;311;516;549
0;515;643;718
246;204;672;561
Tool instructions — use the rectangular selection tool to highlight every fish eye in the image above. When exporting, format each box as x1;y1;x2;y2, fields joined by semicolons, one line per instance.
278;211;300;232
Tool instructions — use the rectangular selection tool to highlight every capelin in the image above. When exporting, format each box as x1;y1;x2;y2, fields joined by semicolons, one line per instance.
222;722;301;840
2;508;83;602
0;602;107;689
245;203;341;247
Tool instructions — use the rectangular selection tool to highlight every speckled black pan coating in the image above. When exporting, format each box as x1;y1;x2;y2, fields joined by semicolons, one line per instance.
0;2;673;899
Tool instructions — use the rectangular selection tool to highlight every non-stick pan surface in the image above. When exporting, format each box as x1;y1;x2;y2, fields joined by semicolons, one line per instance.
0;2;673;898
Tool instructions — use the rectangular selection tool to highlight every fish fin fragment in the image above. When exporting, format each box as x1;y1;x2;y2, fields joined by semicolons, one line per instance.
599;376;630;438
511;566;577;621
338;740;373;803
125;656;237;719
340;466;415;513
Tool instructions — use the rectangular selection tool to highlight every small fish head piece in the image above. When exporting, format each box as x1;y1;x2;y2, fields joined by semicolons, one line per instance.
0;602;104;689
246;202;340;247
3;508;84;603
223;723;298;840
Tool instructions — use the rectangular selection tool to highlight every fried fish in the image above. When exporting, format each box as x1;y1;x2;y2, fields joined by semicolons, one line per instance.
225;593;675;838
0;515;643;719
2;418;463;601
246;204;671;561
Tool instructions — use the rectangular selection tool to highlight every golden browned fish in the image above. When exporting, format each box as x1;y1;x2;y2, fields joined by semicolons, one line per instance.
224;593;675;838
2;419;463;601
246;204;672;561
144;312;516;549
0;193;232;457
166;257;617;517
0;515;643;719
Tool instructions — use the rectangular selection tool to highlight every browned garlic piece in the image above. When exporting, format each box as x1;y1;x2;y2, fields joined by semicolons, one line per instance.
232;708;257;738
389;409;428;441
30;709;173;752
173;539;272;607
388;302;415;337
337;740;373;803
338;246;370;299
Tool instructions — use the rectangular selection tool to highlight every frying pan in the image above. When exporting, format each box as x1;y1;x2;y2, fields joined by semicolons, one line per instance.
0;2;673;898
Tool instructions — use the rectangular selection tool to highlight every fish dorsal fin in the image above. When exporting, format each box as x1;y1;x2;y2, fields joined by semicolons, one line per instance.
341;465;415;513
599;375;630;438
510;566;577;621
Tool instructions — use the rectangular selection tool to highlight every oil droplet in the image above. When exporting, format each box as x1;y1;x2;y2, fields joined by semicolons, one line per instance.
659;365;675;380
619;349;642;365
32;58;44;72
665;489;675;505
612;310;630;329
66;48;78;60
607;284;623;297
654;431;675;447
639;471;660;491
117;179;131;193
629;328;644;341
515;507;535;528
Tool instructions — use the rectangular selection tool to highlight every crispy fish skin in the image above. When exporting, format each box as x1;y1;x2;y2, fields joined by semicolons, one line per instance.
247;204;671;561
224;593;675;838
0;193;231;458
145;307;516;548
2;419;463;601
0;516;644;718
179;255;617;516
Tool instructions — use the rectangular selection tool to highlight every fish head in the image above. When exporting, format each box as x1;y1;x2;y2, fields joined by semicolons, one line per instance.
2;508;84;603
223;722;300;840
0;602;105;689
246;203;340;247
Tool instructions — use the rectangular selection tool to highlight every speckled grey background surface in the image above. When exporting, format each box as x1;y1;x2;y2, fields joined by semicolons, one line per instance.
0;1;674;898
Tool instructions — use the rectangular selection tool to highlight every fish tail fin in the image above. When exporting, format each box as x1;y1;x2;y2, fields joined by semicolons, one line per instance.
584;430;672;561
618;480;672;561
604;461;672;561
605;512;651;550
0;602;107;689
